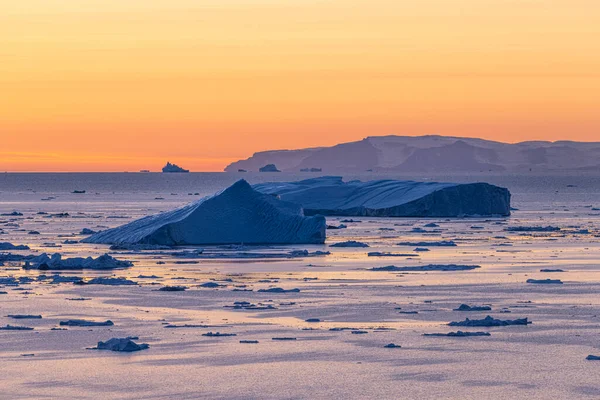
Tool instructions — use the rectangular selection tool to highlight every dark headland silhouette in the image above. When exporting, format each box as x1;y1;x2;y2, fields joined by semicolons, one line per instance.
225;135;600;173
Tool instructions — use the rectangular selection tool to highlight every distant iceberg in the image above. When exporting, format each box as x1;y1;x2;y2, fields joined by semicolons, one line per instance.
259;164;280;172
253;176;511;217
162;162;189;173
83;180;326;245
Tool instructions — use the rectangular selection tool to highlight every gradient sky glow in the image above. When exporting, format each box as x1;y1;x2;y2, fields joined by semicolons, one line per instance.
2;0;600;171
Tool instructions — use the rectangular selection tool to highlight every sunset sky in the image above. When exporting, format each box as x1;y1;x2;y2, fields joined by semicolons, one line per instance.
2;0;599;172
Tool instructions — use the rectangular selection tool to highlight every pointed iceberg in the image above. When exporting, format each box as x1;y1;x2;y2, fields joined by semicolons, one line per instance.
83;180;325;245
253;176;511;217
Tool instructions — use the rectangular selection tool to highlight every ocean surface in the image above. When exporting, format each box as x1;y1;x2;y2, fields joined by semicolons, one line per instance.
2;171;600;208
2;171;600;399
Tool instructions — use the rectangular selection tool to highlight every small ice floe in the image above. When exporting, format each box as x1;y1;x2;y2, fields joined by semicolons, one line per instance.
540;269;565;273
59;319;114;327
62;240;78;245
202;332;237;337
586;355;600;361
80;228;97;235
90;338;149;352
370;264;480;272
86;277;137;285
72;190;86;194
384;343;401;348
258;287;300;293
505;226;561;232
28;231;41;235
199;282;224;288
23;253;133;270
396;241;457;247
454;304;492;312
327;224;347;230
0;243;29;251
424;223;439;228
526;279;563;284
340;219;361;223
7;315;42;319
424;331;491;337
0;325;34;330
330;241;369;248
351;330;368;334
224;302;277;310
367;252;418;257
0;277;19;285
272;337;296;341
448;316;530;327
164;324;210;329
414;247;430;252
240;340;259;344
305;318;321;323
1;211;23;216
50;275;83;284
66;297;91;301
158;286;187;292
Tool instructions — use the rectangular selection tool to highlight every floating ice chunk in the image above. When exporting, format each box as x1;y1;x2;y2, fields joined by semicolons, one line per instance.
424;331;491;337
7;315;42;319
254;176;511;217
540;269;565;272
371;264;480;272
454;304;492;311
258;287;300;293
159;286;187;291
86;277;137;285
384;343;402;348
0;325;34;330
91;338;149;352
526;279;563;284
505;226;561;232
83;180;325;245
0;243;29;251
202;332;237;337
586;355;600;361
60;319;114;327
397;241;457;247
448;315;530;327
368;252;418;257
330;241;369;248
23;253;132;270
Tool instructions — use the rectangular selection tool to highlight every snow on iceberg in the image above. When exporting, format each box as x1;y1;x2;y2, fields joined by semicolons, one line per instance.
253;176;511;217
83;180;326;245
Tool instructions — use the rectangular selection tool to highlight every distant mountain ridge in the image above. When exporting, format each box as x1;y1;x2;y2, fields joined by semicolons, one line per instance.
225;135;600;173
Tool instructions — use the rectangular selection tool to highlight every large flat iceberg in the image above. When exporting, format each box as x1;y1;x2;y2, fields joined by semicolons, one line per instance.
253;176;511;217
83;180;325;245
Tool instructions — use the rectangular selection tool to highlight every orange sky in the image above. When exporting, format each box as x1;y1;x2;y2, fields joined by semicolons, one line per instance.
2;0;599;172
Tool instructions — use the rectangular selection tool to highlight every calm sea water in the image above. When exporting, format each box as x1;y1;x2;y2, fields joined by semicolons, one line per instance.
1;172;600;211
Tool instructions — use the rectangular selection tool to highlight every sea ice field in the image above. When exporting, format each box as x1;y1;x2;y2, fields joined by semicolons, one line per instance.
2;172;600;399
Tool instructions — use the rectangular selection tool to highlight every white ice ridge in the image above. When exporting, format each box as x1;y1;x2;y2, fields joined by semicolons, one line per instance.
83;180;326;245
253;176;511;217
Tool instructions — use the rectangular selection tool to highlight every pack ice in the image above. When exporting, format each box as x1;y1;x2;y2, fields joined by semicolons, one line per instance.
253;176;511;217
83;180;326;245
